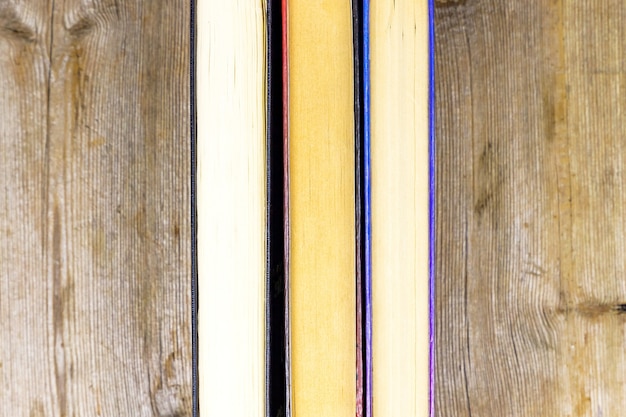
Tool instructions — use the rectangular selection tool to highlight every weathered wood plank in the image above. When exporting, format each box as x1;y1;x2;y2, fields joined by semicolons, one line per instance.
436;1;626;415
0;1;191;416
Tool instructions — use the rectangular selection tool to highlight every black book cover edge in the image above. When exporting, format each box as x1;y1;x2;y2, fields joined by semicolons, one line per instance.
267;0;287;417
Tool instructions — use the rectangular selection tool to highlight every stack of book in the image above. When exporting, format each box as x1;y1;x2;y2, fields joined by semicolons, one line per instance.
195;0;434;416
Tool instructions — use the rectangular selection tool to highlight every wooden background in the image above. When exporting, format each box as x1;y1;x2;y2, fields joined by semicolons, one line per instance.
436;0;626;416
0;1;191;416
2;0;625;416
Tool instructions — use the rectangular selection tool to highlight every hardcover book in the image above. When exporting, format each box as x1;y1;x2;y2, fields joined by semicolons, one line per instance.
195;1;435;415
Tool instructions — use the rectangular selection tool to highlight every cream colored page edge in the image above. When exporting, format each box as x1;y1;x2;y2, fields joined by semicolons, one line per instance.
197;1;267;415
371;0;430;416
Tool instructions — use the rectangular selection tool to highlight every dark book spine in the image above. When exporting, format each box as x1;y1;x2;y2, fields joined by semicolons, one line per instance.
267;0;287;416
281;0;292;416
352;0;365;416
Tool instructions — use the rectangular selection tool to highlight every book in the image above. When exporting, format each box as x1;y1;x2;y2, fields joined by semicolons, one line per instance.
196;1;267;415
368;0;434;416
194;1;434;415
285;0;357;416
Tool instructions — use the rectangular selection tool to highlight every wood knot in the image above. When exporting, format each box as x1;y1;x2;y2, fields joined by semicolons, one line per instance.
66;14;97;38
63;2;122;39
435;0;468;7
613;304;626;313
153;385;188;417
0;5;37;43
572;302;626;318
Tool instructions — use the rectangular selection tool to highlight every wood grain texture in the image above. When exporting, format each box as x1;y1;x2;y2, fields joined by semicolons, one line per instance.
0;1;191;416
436;1;626;416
